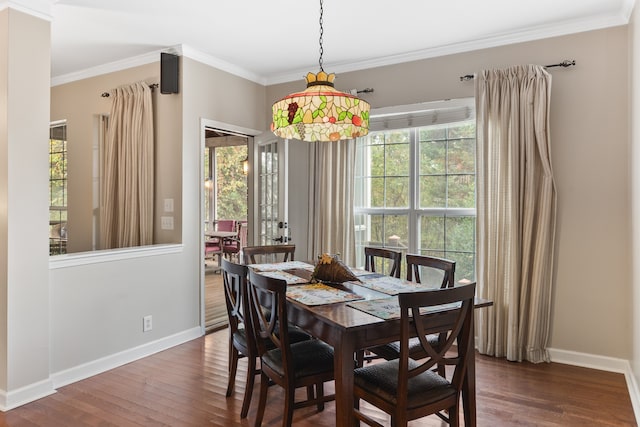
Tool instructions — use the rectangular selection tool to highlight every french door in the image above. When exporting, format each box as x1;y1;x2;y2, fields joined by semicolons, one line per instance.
255;138;290;246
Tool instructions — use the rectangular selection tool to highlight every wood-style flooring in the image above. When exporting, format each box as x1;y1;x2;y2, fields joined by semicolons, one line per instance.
0;326;634;426
204;260;227;332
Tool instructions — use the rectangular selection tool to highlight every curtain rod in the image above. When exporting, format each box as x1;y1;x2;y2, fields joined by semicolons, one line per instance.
101;83;159;97
459;60;576;82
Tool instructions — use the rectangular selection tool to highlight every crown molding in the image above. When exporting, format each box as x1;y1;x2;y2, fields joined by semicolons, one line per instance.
0;0;52;20
51;43;268;87
50;48;175;87
180;44;266;86
49;2;633;88
265;11;631;85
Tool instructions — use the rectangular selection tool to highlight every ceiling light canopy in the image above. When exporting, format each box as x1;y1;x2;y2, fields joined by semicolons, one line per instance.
271;0;370;142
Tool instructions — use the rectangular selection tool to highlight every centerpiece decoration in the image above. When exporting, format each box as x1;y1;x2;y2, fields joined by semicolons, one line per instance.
310;253;360;284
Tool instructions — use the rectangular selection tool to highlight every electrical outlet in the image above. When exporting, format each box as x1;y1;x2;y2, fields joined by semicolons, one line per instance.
160;216;174;230
143;315;153;332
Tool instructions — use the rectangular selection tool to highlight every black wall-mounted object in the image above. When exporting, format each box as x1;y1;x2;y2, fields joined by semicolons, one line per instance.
160;52;179;94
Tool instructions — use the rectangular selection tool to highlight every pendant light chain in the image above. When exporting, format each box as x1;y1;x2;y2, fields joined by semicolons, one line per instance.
271;0;371;142
318;0;324;72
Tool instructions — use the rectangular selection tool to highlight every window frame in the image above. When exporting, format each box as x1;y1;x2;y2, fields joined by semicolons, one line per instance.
49;120;68;255
354;99;476;280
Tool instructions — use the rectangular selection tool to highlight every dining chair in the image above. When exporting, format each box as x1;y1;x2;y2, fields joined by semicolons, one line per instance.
217;219;237;232
353;283;476;427
242;244;295;265
223;221;246;262
221;259;256;418
247;269;335;427
364;246;402;278
366;254;457;375
222;259;313;419
406;253;456;287
204;236;222;267
357;246;404;366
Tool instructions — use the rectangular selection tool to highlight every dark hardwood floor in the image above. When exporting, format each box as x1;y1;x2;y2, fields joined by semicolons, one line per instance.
0;326;634;426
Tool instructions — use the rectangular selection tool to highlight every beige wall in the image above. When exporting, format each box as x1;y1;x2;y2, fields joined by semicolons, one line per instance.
51;62;183;253
270;26;632;359
0;9;51;396
630;3;640;384
180;57;267;261
48;56;268;392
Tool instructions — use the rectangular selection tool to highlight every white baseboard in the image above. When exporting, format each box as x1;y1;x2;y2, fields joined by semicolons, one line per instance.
51;327;202;389
0;327;203;411
548;347;640;424
0;378;56;411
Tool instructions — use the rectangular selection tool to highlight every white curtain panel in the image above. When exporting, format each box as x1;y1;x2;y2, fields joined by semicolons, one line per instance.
475;65;557;363
100;82;154;249
306;139;357;266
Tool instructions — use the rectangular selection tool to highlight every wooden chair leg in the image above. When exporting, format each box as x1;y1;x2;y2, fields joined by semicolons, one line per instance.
306;385;314;401
316;382;325;411
449;403;459;427
240;356;257;418
284;385;296;427
226;345;239;397
254;372;269;427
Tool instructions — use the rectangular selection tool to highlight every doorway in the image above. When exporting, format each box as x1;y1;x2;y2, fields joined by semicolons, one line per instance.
203;126;249;332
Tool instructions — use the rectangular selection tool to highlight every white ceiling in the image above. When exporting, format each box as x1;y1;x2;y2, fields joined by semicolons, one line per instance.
36;0;634;85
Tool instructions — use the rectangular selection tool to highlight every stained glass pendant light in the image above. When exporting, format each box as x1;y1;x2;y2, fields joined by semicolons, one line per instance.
271;0;370;142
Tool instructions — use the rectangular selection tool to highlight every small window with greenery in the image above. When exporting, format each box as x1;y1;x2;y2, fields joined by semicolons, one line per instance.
49;122;67;255
203;132;248;230
354;100;476;281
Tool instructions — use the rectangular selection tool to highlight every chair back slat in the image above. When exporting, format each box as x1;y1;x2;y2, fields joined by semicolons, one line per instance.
242;244;295;265
221;259;253;348
364;246;402;278
406;254;456;288
247;270;290;362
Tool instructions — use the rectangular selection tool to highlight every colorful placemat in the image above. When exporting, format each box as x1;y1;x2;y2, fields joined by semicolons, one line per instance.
286;283;364;306
349;267;377;277
348;297;462;320
348;297;402;319
351;275;432;295
248;261;315;272
256;270;308;285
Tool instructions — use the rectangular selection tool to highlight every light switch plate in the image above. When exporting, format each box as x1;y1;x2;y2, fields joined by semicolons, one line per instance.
164;198;174;212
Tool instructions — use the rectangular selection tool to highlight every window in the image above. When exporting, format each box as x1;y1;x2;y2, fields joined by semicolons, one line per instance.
354;100;476;282
49;122;67;255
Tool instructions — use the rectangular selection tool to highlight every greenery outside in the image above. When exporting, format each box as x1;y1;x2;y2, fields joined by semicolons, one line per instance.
49;123;67;255
204;145;248;227
354;120;476;282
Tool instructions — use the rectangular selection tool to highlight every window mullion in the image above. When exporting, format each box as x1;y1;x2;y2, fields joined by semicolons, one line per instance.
408;128;418;255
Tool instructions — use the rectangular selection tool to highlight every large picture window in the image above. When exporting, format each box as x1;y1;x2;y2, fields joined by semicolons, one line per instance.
354;99;476;282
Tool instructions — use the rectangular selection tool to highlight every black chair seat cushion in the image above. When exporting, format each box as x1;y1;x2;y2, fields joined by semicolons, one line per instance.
370;334;440;360
233;325;311;352
354;359;455;410
262;339;334;379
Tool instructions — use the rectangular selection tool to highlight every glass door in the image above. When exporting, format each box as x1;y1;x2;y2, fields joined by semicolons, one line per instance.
256;138;289;246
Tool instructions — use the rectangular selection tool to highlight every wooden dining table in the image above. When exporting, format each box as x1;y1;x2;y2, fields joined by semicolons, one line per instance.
262;264;493;427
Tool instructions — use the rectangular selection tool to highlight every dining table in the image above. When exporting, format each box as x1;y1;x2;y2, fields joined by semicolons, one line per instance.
205;230;237;241
248;261;493;427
